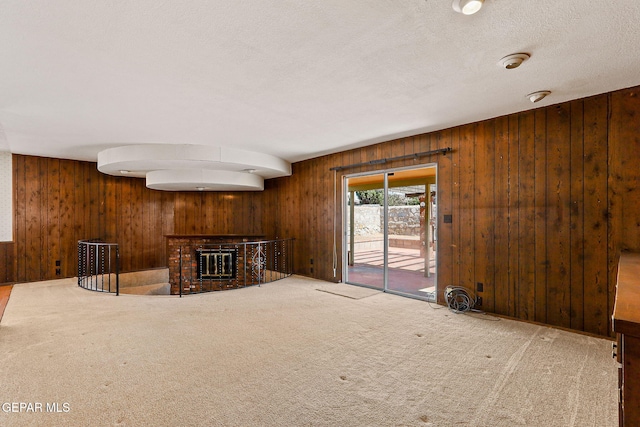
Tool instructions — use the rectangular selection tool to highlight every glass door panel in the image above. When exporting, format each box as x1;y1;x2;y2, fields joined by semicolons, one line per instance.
344;166;437;300
386;173;436;300
345;173;385;289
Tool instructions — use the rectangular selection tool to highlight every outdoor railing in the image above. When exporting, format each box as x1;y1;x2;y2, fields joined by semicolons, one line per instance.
177;238;294;296
77;239;120;295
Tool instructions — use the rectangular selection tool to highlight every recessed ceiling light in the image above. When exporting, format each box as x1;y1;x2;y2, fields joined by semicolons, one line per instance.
452;0;484;15
119;170;130;174
527;91;551;103
498;53;530;69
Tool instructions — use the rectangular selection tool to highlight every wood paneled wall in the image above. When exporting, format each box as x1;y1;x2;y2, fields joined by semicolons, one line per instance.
6;156;264;283
173;192;263;236
266;86;640;337
10;157;171;281
2;85;640;336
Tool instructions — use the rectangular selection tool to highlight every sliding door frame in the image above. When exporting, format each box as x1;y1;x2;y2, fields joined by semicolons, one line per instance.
342;163;438;301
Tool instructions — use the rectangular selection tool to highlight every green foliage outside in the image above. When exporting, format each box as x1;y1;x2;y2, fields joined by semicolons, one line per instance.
355;190;419;206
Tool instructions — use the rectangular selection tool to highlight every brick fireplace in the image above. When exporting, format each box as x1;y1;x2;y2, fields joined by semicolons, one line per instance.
166;234;265;295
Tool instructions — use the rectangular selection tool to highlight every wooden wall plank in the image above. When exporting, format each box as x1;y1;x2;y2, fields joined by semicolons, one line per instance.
173;192;186;235
450;128;461;292
119;178;132;272
305;158;320;275
222;193;232;233
13;156;25;281
507;115;520;318
533;109;548;325
46;159;61;280
318;155;332;280
251;191;263;236
77;162;89;241
201;191;212;234
282;164;299;244
232;193;245;234
299;161;312;276
151;189;165;268
545;104;572;328
142;182;152;268
493;116;509;315
24;156;40;282
569;100;585;331
458;124;475;291
608;91;623;338
215;193;225;233
38;157;48;280
132;180;144;270
517;111;536;321
58;160;75;278
88;163;101;240
150;190;168;268
104;176;117;242
474;120;496;312
261;181;276;238
434;131;454;301
583;94;609;335
163;192;174;238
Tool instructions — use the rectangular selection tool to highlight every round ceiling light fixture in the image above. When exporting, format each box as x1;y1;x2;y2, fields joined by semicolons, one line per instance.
452;0;484;15
498;53;530;69
527;91;551;103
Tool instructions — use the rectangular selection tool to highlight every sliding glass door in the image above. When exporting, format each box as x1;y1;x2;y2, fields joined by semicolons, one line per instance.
345;173;385;289
344;166;437;300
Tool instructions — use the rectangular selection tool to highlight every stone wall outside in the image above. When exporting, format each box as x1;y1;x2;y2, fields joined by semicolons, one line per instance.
353;205;420;237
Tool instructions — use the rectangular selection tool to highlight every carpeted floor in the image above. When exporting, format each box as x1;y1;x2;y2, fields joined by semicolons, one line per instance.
0;276;617;426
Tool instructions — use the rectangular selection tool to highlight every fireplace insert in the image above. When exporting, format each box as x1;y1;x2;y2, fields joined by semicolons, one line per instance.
196;248;238;280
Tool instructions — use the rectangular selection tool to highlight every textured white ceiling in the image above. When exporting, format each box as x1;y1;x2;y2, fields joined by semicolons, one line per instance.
1;0;640;163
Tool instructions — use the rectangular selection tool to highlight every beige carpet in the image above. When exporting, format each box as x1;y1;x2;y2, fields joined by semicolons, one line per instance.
0;276;617;427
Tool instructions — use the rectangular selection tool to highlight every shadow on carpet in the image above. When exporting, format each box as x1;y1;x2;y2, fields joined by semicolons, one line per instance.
315;283;381;299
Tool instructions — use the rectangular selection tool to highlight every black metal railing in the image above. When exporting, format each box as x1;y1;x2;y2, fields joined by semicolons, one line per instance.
178;238;294;296
78;240;120;295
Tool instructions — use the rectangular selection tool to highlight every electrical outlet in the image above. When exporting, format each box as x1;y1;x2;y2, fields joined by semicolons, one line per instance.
477;282;483;292
476;296;482;306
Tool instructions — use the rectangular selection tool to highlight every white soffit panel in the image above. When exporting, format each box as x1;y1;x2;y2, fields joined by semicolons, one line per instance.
146;169;264;192
97;144;290;191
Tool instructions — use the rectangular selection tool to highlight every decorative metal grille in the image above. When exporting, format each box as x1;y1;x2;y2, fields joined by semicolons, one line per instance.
197;249;237;280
